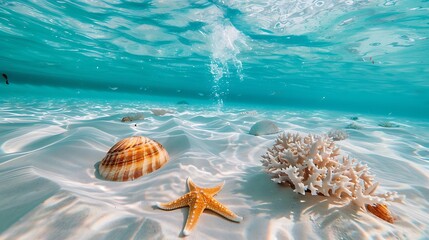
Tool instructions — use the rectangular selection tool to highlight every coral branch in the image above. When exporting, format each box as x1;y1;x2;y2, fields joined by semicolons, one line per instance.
261;132;404;222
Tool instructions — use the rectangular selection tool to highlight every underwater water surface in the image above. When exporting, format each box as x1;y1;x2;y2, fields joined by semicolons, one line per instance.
0;0;428;117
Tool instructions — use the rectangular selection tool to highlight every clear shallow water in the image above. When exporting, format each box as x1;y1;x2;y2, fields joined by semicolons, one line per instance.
1;1;429;238
1;0;429;117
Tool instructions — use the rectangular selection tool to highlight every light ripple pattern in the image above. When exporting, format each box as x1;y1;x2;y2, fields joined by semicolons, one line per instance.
0;98;428;239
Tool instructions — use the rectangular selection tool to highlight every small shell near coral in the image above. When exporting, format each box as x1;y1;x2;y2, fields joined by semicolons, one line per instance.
99;136;169;181
366;204;394;223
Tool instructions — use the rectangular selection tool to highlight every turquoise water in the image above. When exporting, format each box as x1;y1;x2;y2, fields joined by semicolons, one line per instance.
0;0;428;118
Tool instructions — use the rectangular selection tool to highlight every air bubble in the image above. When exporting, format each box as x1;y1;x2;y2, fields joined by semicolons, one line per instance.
209;24;246;110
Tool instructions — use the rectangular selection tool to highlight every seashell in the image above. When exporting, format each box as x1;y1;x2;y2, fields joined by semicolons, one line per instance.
345;122;362;130
121;113;145;122
378;121;400;128
99;136;169;181
249;120;280;136
366;204;394;223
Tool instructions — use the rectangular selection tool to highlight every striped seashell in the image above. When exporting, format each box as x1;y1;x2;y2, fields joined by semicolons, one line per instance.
99;136;169;181
366;204;394;223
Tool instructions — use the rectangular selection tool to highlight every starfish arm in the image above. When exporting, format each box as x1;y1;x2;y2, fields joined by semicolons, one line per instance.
187;177;224;196
206;197;243;222
183;200;206;236
203;182;225;196
156;193;191;210
187;177;198;192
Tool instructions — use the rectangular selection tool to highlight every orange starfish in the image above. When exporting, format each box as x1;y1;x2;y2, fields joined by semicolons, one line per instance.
156;177;243;236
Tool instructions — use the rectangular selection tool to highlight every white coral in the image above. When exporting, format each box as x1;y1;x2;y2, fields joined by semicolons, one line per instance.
261;132;404;209
328;129;348;141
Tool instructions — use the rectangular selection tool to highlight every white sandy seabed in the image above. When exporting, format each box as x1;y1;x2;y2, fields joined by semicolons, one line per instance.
0;98;428;240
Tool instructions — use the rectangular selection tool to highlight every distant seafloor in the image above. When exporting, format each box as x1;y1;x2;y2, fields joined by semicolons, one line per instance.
0;96;428;239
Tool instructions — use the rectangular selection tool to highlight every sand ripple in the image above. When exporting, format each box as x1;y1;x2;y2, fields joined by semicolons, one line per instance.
0;99;428;239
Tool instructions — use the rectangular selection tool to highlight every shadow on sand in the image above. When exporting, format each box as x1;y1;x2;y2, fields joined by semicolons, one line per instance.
234;166;361;227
